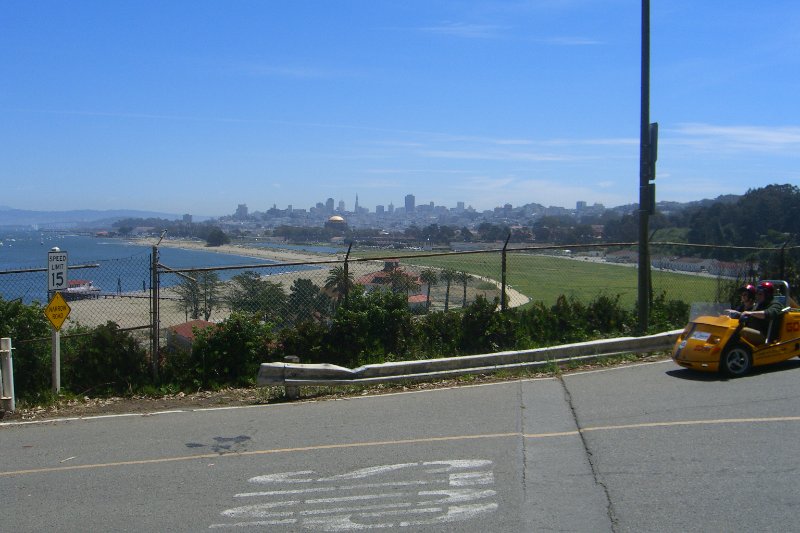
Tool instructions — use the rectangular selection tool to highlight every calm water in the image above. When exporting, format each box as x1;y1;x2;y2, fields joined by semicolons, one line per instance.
0;231;327;304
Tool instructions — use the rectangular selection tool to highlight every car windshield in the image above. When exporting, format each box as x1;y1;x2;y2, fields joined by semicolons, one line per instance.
688;302;732;321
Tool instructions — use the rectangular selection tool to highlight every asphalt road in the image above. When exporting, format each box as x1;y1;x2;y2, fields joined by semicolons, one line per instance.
2;358;800;532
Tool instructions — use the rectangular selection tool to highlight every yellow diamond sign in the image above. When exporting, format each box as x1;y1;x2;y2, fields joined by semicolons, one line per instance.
45;291;71;330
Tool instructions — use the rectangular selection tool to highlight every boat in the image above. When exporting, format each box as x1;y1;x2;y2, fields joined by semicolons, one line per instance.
63;279;102;300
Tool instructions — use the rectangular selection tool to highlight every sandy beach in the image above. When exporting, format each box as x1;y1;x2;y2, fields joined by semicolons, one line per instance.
151;238;331;264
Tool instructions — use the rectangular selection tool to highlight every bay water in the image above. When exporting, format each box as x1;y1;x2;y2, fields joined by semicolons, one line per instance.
0;230;336;304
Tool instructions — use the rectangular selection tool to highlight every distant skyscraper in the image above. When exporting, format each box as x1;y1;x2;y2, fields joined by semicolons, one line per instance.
388;202;395;214
326;198;335;213
457;201;465;211
338;200;345;212
376;205;385;216
405;194;415;213
235;204;248;219
355;194;359;213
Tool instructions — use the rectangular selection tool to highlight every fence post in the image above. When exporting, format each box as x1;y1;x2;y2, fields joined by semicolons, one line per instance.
780;240;788;280
501;234;510;311
150;245;160;380
344;242;352;307
1;337;15;413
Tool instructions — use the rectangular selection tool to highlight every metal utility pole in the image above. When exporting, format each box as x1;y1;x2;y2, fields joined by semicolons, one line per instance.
638;0;658;334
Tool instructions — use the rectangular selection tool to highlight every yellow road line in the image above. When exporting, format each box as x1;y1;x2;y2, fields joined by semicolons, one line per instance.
4;415;799;478
0;432;520;477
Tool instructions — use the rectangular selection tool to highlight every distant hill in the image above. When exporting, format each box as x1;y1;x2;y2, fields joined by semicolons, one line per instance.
0;207;207;230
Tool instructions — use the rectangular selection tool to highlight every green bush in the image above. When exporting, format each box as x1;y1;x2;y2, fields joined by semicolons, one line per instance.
648;291;690;333
276;319;327;363
459;296;516;353
324;290;415;366
62;322;149;395
188;313;275;388
414;310;462;357
0;298;52;402
587;294;634;336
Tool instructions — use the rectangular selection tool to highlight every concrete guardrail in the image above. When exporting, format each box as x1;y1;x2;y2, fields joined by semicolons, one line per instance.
257;329;683;389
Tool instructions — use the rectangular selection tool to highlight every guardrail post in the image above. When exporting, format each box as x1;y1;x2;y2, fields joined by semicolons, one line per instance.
284;355;300;400
1;337;15;413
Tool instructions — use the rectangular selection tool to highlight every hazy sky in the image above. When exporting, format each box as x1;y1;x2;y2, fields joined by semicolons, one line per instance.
2;1;798;217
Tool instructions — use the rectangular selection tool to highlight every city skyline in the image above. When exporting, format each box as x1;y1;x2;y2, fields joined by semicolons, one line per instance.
2;2;799;217
234;191;600;217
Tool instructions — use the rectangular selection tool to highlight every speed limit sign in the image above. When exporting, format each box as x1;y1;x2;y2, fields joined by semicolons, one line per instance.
48;249;68;292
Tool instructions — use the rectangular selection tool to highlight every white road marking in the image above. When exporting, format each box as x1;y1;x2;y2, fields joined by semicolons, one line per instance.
249;471;315;484
318;463;419;482
212;459;499;530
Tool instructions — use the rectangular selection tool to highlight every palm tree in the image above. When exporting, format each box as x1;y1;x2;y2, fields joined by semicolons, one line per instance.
324;265;354;307
456;270;472;307
440;268;457;312
386;267;419;295
419;268;438;312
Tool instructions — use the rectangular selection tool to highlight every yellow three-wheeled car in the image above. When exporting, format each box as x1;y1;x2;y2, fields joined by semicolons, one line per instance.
673;280;800;377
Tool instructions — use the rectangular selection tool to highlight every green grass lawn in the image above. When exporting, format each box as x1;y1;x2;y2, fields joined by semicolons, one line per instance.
353;250;722;308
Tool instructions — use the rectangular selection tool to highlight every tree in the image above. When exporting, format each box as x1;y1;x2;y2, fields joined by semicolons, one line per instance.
173;271;221;321
324;265;355;307
440;268;457;312
287;278;331;323
205;227;230;247
419;269;438;312
386;268;419;295
456;270;472;307
225;271;287;323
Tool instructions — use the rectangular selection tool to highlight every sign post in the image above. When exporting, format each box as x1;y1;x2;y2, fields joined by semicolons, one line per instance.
46;248;69;394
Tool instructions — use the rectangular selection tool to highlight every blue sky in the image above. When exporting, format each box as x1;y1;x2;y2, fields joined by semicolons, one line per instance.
2;1;798;217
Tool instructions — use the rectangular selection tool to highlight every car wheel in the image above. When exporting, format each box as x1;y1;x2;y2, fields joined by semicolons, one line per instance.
720;344;752;377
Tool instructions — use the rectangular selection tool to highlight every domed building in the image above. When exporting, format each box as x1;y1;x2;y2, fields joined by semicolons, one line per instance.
324;215;348;233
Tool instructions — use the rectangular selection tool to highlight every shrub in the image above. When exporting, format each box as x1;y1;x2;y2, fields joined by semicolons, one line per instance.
586;294;633;336
324;290;415;366
189;313;275;388
276;319;327;363
0;298;52;402
415;310;462;357
648;291;690;332
62;322;149;395
459;296;517;353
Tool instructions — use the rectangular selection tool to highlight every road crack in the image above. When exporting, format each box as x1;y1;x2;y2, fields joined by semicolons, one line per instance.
557;374;619;532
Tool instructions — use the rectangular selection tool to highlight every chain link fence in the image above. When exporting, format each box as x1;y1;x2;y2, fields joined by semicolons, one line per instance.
2;241;798;357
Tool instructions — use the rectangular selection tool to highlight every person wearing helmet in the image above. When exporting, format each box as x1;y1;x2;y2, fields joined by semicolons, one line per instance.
726;284;756;317
740;281;784;344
